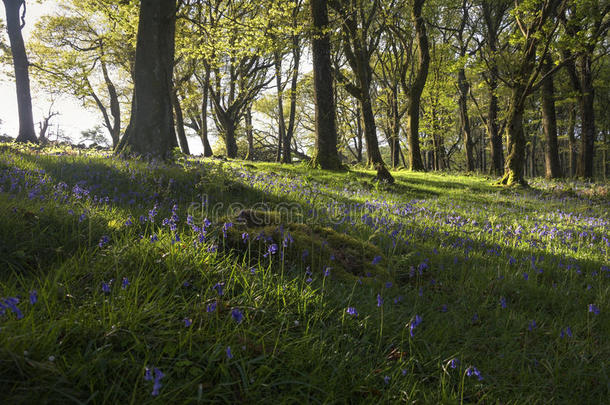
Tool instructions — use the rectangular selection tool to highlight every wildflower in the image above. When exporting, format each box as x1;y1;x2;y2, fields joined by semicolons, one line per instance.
523;273;529;281
560;326;573;338
466;366;483;381
324;267;331;277
184;318;192;327
472;313;479;322
98;235;110;248
346;307;358;317
212;282;224;296
528;320;537;331
267;243;278;256
148;205;158;222
383;375;390;385
440;304;448;313
231;308;243;324
1;297;23;319
144;367;152;381
241;232;249;243
409;314;422;337
206;302;217;313
588;304;600;315
102;282;111;294
401;369;407;376
151;368;164;396
449;358;459;369
226;346;233;359
500;297;507;309
222;222;232;238
508;256;516;265
372;255;382;265
385;281;393;289
150;234;158;243
125;217;133;226
377;293;383;307
29;290;37;305
122;277;130;289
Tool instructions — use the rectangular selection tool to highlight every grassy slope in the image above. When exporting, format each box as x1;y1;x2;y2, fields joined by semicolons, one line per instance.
0;143;608;404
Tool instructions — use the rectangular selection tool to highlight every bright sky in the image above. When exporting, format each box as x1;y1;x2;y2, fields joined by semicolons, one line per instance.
1;0;204;154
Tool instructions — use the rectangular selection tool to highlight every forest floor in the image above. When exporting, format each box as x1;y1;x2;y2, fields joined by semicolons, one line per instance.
0;142;609;404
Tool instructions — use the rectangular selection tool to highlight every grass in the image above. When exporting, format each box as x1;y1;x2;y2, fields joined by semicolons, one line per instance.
0;142;608;404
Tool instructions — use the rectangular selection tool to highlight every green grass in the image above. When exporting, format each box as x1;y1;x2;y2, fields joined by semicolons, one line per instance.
0;143;608;404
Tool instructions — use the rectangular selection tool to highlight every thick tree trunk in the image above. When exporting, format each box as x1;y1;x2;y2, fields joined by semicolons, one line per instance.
500;87;527;186
356;107;363;163
541;56;561;179
458;68;474;171
223;118;238;158
124;0;176;158
310;0;341;170
577;54;595;179
173;91;190;155
274;51;286;163
390;87;401;168
407;0;428;171
488;74;504;175
3;0;37;143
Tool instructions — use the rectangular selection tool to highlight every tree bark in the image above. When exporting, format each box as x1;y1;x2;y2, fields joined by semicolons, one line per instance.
274;51;286;162
245;106;254;160
3;0;37;143
173;91;190;154
567;104;576;177
200;67;213;157
283;33;301;164
310;0;342;170
407;0;428;171
458;68;474;171
577;54;595;179
123;0;176;158
541;55;561;179
100;55;121;147
500;86;528;186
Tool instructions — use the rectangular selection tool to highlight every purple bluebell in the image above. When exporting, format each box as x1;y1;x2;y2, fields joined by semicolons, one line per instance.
102;282;111;294
346;307;358;317
377;294;383;307
588;304;600;315
29;290;37;305
206;302;217;313
226;346;233;359
449;358;459;369
122;277;129;289
372;255;382;265
212;282;224;296
409;315;422;337
231;308;243;324
528;320;537;331
466;366;483;381
500;297;507;309
151;368;164;396
184;318;192;327
324;267;331;277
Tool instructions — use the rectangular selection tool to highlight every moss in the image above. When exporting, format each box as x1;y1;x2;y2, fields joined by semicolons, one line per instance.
223;210;391;283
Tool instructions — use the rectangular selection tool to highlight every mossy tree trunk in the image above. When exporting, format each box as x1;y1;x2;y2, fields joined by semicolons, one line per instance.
500;87;528;186
3;0;37;143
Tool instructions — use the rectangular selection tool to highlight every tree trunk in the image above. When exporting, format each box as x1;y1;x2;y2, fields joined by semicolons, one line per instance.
199;68;213;157
3;0;37;143
282;33;300;164
274;51;286;163
245;106;254;160
355;106;363;163
173;91;190;154
407;0;428;171
390;86;401;168
310;0;341;170
567;104;576;177
100;57;121;147
577;54;595;179
124;0;176;158
458;68;474;171
500;87;527;185
541;55;561;179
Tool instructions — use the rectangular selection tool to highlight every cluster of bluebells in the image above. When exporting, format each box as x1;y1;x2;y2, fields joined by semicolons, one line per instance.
144;367;165;396
409;315;423;337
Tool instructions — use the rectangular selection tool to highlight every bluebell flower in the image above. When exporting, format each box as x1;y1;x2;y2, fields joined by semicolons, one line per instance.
523;273;528;281
29;290;37;305
144;367;152;381
346;307;358;317
560;326;573;338
212;282;224;296
377;294;383;307
324;267;331;277
383;375;390;385
150;234;158;243
121;277;130;289
528;320;537;331
242;232;249;243
226;346;233;359
588;304;600;315
409;315;423;337
98;235;110;248
449;358;459;369
372;255;382;265
151;368;164;396
500;297;507;309
206;302;217;313
102;282;111;294
231;308;243;324
466;366;483;381
1;297;23;319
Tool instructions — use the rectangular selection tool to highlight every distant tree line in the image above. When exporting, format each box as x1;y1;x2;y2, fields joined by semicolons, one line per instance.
2;0;609;184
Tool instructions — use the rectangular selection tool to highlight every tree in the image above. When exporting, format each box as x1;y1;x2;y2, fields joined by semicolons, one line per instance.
2;0;36;143
310;0;342;170
498;0;566;186
122;0;177;158
540;54;561;178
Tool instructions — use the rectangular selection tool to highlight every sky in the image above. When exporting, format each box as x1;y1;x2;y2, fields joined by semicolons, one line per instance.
1;0;205;154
